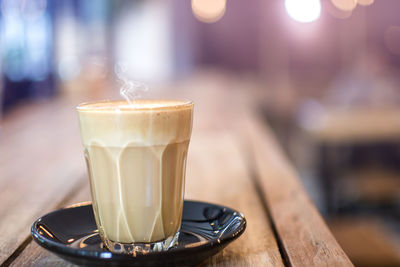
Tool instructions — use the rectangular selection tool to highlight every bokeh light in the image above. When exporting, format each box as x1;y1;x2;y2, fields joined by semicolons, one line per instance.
384;26;400;56
191;0;226;23
284;0;321;23
357;0;374;6
331;0;357;11
326;1;353;19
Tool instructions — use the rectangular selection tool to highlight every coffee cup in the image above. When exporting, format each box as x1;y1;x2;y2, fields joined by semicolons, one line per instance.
77;100;193;253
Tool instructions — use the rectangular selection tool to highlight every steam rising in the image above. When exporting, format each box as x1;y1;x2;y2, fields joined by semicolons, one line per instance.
115;63;149;104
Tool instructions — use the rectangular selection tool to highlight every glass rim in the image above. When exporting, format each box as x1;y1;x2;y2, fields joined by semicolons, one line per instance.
76;99;193;112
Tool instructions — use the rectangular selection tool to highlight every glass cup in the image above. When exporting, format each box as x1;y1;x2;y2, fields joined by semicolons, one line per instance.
77;100;193;254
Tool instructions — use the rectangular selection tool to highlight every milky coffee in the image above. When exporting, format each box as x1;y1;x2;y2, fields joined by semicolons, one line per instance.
77;100;193;253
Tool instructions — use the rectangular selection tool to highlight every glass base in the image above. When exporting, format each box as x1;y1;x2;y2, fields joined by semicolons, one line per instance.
102;232;180;254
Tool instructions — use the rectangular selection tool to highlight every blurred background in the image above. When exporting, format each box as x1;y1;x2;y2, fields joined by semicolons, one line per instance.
1;0;400;265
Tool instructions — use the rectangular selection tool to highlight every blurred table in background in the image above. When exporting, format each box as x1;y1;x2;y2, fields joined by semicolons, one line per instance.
302;107;400;213
307;108;400;144
0;74;352;266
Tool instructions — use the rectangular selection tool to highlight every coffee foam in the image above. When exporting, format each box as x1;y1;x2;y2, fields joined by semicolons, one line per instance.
78;100;191;111
77;100;193;147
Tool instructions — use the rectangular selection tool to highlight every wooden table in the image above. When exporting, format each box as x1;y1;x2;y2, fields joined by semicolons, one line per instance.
0;79;352;266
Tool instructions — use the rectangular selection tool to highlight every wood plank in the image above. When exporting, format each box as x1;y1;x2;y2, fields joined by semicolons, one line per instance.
175;79;350;265
9;182;91;267
243;113;353;266
329;217;400;266
3;76;350;266
11;132;284;266
187;132;284;266
0;99;87;264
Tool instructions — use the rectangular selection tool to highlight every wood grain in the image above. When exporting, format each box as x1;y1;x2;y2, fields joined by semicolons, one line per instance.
10;131;284;267
10;181;91;267
0;99;87;264
1;77;351;266
243;112;354;267
187;132;284;266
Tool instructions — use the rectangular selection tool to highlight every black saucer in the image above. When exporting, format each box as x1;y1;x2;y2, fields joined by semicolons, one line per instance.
31;200;246;266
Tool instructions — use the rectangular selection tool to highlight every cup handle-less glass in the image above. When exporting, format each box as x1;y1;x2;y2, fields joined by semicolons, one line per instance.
77;100;193;254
